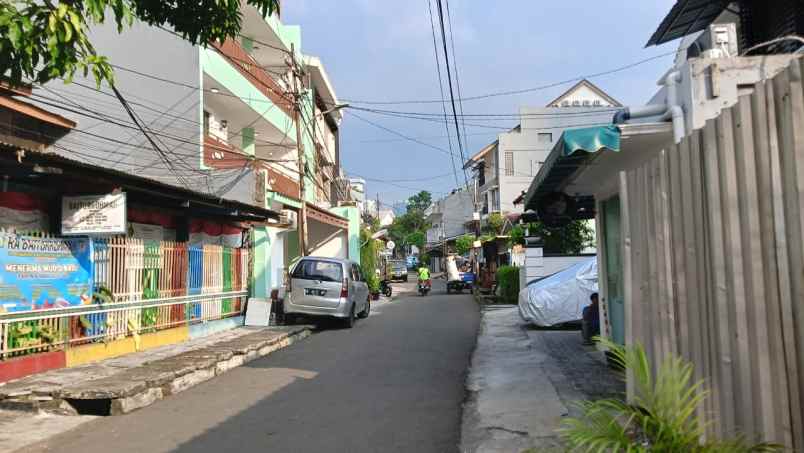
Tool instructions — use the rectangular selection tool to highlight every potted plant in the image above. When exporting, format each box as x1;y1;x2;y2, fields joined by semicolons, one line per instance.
367;274;381;300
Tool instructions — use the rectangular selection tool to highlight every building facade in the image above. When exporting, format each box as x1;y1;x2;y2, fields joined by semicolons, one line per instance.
465;80;620;217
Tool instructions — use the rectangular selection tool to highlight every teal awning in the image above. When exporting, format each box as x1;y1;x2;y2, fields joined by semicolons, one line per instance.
560;125;621;156
522;125;621;215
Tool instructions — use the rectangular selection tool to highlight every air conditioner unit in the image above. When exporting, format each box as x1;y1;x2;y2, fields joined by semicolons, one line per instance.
280;209;298;229
689;23;738;60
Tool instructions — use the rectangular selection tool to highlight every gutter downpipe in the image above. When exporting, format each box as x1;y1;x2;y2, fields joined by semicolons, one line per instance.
613;71;685;143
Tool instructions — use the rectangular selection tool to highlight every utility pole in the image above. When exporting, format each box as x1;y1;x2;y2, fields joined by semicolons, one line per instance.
376;192;380;222
291;43;307;257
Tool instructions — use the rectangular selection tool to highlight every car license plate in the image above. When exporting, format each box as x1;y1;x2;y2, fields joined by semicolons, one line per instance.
305;288;327;296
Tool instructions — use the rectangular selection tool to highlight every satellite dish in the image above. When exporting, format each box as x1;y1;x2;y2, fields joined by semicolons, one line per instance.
386;241;396;250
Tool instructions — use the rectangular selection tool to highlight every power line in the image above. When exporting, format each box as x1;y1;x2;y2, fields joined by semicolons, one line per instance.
427;0;460;188
339;49;678;105
444;0;470;167
434;0;468;187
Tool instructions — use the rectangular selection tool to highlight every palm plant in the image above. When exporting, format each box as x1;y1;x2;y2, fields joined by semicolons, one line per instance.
559;338;783;452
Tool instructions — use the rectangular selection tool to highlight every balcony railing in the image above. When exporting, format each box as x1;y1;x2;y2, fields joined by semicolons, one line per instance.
212;38;294;118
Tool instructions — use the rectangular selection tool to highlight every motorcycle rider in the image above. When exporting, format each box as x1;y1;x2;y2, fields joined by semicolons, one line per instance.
417;265;431;289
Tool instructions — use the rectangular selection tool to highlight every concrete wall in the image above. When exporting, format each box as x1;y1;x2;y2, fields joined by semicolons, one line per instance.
330;205;360;264
36;22;256;206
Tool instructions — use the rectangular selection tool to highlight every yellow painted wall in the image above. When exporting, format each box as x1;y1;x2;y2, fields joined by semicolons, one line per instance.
66;326;189;367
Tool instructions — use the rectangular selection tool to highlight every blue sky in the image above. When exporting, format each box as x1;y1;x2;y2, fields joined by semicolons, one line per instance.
283;0;679;207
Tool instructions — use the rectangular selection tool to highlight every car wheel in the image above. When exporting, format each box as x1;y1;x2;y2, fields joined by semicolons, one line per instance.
383;286;392;297
446;286;451;294
344;303;356;328
403;276;408;282
358;296;370;319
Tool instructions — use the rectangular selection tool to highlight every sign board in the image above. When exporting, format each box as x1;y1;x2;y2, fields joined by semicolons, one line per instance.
473;240;482;249
128;222;163;241
62;193;127;236
379;249;392;256
0;233;93;313
386;240;395;250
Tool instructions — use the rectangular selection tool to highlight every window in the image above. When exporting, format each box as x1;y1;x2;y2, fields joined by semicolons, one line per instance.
292;259;344;282
593;100;602;106
504;151;514;176
582;100;591;106
352;264;362;281
538;133;552;143
561;100;570;107
572;100;581;106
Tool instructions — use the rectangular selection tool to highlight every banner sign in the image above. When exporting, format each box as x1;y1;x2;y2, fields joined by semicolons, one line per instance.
0;233;93;313
62;193;127;236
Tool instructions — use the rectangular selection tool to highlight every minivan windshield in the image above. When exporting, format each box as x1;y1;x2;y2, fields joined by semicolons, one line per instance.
292;259;344;282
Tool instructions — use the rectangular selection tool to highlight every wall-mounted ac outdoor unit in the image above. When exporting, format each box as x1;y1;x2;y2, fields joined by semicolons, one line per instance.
280;209;298;229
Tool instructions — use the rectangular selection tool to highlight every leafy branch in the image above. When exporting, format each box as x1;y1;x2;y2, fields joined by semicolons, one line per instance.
0;0;280;87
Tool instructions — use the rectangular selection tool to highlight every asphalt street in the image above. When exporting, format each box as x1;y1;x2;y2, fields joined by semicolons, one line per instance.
22;279;480;453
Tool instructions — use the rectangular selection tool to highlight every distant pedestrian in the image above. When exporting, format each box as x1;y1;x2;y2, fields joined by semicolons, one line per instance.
581;292;600;345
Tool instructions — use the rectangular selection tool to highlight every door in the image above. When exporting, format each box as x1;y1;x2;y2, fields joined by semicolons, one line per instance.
290;259;344;309
602;196;625;345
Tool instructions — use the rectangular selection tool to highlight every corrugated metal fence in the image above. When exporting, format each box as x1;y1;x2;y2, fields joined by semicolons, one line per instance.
1;237;250;360
620;59;804;448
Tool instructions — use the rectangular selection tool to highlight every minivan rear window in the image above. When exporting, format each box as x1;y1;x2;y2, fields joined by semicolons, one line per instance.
292;260;344;282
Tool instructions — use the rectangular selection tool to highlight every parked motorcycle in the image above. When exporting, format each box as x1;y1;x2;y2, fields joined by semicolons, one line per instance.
380;279;392;298
418;279;431;297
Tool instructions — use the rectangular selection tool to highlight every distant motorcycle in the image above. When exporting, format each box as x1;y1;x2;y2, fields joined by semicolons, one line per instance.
418;279;431;296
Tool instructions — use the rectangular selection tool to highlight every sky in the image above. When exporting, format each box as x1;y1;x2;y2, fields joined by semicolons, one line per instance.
283;0;680;209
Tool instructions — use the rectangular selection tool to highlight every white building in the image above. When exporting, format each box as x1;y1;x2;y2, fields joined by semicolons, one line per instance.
378;208;395;227
425;189;474;246
465;79;620;217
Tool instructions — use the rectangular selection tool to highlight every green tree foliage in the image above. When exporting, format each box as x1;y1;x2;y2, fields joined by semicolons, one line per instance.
455;234;474;256
0;0;280;87
484;212;505;235
496;265;520;304
561;338;783;452
388;191;432;255
510;220;594;254
406;191;432;214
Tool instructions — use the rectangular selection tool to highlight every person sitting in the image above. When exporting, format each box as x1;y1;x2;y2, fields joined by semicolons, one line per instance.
417;266;431;287
581;292;600;345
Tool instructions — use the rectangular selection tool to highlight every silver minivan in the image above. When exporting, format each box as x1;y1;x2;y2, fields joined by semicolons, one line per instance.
283;257;370;327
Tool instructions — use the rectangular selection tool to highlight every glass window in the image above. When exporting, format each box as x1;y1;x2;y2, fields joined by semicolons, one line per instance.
292;259;344;282
593;100;602;106
572;100;581;106
561;100;570;107
582;100;591;106
504;152;514;176
537;133;552;143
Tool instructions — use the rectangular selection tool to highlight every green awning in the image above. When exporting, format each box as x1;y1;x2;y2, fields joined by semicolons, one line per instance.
522;125;621;215
561;125;621;156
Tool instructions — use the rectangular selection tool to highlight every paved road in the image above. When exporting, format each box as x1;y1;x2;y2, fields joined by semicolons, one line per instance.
23;280;479;453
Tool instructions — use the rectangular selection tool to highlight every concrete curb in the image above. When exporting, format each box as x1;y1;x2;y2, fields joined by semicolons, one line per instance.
0;327;312;416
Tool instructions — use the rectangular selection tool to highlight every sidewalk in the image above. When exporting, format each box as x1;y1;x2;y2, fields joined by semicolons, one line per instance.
0;324;311;451
460;305;623;452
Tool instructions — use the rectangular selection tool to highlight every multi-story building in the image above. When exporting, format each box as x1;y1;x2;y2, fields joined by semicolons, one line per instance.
424;188;474;271
464;80;619;217
0;3;361;382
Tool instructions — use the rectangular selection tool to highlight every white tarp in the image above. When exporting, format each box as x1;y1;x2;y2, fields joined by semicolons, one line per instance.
446;255;460;282
518;258;598;326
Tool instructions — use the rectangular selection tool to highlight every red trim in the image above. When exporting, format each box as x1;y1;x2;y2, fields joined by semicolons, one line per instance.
189;219;244;236
128;208;176;229
0;192;47;211
0;350;66;383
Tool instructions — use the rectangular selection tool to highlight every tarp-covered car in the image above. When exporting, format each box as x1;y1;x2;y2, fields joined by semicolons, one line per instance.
518;258;598;327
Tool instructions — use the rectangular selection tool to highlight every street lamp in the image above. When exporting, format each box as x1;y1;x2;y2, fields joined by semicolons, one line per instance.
317;103;350;117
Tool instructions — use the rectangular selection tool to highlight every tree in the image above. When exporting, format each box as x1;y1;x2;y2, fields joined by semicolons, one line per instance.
455;234;474;256
406;191;432;214
484;212;505;235
510;220;594;255
0;0;280;87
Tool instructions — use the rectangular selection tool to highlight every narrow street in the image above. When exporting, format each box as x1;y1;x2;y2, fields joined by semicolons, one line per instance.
20;280;479;453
